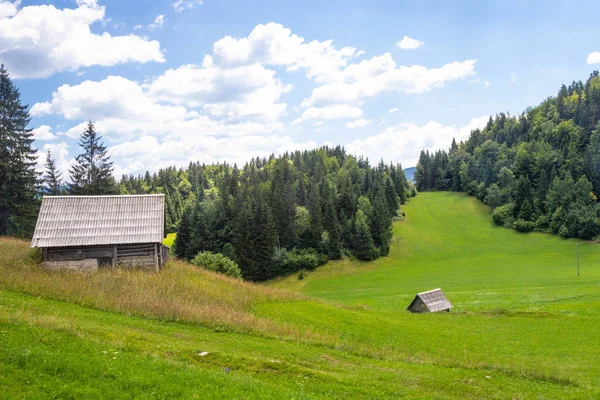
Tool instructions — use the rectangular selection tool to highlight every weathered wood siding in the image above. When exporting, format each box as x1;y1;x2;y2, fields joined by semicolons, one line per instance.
116;243;157;270
44;243;163;271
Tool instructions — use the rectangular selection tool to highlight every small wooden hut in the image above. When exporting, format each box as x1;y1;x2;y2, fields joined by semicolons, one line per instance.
31;194;167;272
407;288;452;313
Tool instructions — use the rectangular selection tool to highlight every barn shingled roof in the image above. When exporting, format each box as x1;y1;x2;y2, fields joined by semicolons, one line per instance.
409;288;453;312
31;195;165;248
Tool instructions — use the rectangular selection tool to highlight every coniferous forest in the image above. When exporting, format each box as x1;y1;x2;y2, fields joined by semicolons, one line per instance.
119;150;416;281
416;71;600;239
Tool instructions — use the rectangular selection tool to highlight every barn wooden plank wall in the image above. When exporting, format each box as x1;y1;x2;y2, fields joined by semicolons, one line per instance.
45;243;162;270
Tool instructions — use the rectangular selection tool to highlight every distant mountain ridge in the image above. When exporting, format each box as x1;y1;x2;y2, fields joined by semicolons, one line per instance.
403;167;416;183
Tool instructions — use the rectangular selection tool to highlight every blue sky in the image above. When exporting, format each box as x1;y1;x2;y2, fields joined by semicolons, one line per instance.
2;0;599;177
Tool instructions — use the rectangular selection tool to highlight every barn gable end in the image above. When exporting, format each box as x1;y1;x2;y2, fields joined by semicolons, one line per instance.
407;288;452;313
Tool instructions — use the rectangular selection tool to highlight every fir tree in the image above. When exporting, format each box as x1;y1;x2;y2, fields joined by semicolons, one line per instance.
302;183;323;249
234;191;277;281
351;210;377;261
370;189;392;256
43;150;63;195
69;121;116;195
0;65;39;237
270;157;297;249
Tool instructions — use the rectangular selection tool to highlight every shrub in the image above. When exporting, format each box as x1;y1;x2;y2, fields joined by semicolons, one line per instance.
191;251;242;278
492;203;514;227
534;214;550;231
277;248;328;274
513;219;535;232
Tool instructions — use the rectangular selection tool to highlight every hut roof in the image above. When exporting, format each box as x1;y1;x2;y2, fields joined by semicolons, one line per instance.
31;195;165;248
408;288;452;312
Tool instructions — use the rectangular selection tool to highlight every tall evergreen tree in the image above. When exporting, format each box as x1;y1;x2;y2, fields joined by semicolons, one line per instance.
370;189;393;256
69;121;116;195
0;65;38;237
43;150;63;195
351;210;377;261
234;191;277;281
270;158;297;249
302;183;323;249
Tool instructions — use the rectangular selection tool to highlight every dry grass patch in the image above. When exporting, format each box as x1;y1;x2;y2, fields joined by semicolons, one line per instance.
0;237;334;343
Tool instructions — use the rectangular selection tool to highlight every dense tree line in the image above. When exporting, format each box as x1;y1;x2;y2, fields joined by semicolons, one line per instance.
416;71;600;239
120;150;416;280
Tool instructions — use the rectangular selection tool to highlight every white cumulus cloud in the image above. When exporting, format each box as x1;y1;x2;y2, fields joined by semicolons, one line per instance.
345;119;371;128
211;23;360;84
295;105;364;123
147;60;291;122
587;52;600;64
32;125;56;141
172;0;203;12
0;0;164;78
397;36;423;50
302;54;477;107
346;116;489;167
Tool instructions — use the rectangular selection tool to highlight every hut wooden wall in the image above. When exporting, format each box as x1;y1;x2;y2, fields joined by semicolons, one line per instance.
45;243;162;271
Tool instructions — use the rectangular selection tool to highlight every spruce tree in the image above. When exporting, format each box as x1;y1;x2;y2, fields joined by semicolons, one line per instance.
370;189;392;256
321;178;342;259
302;183;323;249
351;210;377;261
0;65;39;237
234;190;277;281
270;158;297;249
43;150;63;195
69;121;116;195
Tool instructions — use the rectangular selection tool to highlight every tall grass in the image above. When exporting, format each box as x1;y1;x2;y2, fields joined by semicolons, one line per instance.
0;237;333;343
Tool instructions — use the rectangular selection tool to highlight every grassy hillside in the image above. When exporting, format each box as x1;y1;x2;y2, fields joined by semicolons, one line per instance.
2;192;600;398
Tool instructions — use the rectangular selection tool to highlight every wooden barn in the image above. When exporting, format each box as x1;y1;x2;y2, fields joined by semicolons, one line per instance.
407;288;452;313
31;194;167;272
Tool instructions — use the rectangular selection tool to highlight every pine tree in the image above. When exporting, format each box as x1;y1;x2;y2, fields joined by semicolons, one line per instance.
384;176;399;216
234;191;277;281
321;178;342;259
302;183;323;249
69;121;116;195
370;189;392;256
351;210;377;261
0;65;39;237
43;150;63;195
270;158;297;249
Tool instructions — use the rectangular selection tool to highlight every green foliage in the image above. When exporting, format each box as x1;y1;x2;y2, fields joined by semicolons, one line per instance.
123;147;413;280
350;210;378;261
191;251;242;278
274;248;328;274
0;65;39;238
43;150;64;195
492;203;514;227
513;219;535;232
415;70;600;240
69;121;117;195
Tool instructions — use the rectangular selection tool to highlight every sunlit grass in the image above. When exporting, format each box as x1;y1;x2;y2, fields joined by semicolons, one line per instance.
2;192;600;398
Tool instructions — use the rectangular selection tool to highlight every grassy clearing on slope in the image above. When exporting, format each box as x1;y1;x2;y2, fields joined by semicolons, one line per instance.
0;238;326;342
3;192;600;398
266;192;600;392
1;290;591;399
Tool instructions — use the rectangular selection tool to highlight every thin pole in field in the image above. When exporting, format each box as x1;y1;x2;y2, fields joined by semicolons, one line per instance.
577;242;580;277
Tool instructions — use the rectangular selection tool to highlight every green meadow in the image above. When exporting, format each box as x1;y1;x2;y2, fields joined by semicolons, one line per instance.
2;192;600;398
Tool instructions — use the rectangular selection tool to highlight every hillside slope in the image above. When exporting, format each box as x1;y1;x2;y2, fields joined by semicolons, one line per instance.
2;192;600;398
